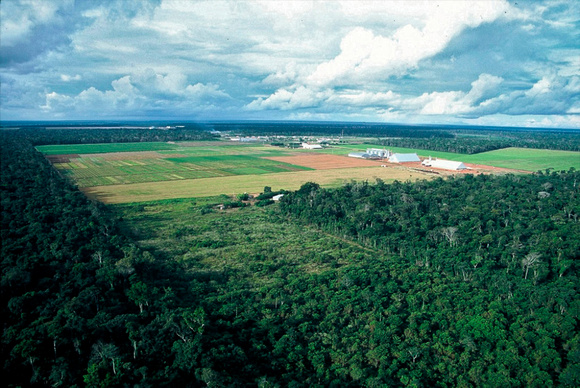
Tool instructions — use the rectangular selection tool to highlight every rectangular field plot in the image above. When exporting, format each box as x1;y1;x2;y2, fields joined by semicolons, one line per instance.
51;152;311;188
461;148;580;171
165;155;311;172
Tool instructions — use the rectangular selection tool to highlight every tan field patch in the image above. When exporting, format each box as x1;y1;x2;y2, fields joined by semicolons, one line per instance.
263;154;386;169
82;166;433;204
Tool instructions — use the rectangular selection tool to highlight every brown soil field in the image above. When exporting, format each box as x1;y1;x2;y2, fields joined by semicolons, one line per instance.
263;154;385;169
45;154;80;163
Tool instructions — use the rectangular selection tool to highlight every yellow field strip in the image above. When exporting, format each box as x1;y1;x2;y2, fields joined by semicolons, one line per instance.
82;166;432;204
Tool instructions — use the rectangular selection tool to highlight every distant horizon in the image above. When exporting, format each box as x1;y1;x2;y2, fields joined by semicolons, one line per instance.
3;119;580;133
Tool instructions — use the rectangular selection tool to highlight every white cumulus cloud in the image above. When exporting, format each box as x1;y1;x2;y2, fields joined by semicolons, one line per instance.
305;1;509;87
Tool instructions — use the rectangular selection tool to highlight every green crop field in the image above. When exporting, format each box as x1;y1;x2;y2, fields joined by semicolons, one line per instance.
43;143;312;188
53;157;230;187
462;148;580;171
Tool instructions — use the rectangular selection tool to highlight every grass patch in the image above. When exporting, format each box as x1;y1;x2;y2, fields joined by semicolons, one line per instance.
113;201;380;289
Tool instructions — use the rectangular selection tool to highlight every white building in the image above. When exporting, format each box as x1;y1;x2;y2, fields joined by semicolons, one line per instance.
388;153;420;163
366;148;391;158
422;157;467;170
302;142;323;149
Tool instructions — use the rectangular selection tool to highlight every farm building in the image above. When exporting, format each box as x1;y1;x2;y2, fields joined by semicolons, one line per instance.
388;153;420;163
366;148;391;159
302;143;323;149
348;152;371;159
348;148;391;159
422;157;467;170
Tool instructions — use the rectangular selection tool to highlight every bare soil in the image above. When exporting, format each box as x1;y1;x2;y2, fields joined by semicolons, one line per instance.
263;154;386;169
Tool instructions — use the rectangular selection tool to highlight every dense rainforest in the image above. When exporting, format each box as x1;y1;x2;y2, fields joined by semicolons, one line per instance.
2;127;580;387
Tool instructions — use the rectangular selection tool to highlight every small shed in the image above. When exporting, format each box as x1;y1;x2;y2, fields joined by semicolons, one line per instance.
388;153;420;163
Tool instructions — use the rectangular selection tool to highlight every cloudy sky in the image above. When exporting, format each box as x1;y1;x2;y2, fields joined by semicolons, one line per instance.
1;0;579;128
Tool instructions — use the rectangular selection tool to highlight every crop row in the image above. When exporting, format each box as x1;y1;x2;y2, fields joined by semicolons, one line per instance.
57;154;310;187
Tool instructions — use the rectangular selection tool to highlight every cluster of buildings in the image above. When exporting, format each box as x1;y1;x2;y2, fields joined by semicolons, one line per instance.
347;148;468;171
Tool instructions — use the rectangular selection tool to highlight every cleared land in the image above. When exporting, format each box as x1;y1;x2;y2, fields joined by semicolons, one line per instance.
40;141;579;204
82;166;431;204
48;151;311;187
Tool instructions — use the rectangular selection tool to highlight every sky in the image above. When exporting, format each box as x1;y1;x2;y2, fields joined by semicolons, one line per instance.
1;0;579;128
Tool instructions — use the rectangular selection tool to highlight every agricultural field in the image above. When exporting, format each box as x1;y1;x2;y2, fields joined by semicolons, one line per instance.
461;147;580;171
42;142;311;188
39;140;580;204
82;166;429;204
48;153;310;188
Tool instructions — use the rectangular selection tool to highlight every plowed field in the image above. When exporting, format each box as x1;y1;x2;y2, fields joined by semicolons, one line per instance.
263;154;384;169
